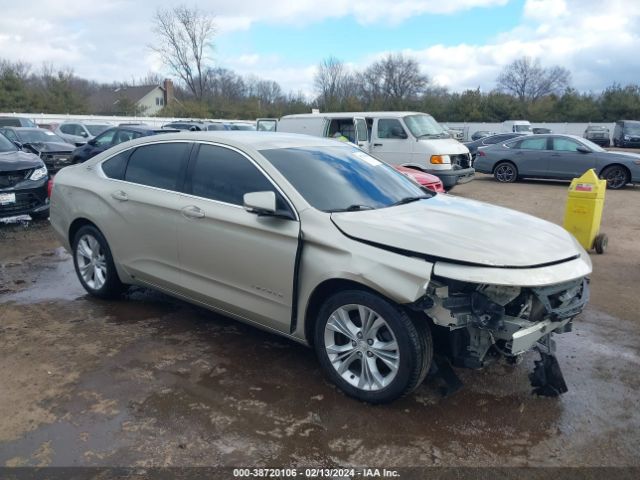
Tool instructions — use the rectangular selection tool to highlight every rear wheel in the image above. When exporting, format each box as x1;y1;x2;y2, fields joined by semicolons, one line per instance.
494;161;518;183
72;225;124;299
314;290;432;404
600;165;629;189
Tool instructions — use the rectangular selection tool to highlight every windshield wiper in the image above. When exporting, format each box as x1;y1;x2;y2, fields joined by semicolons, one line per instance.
329;204;375;212
390;195;432;207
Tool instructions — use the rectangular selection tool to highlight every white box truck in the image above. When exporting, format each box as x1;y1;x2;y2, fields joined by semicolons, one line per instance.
502;120;533;134
257;111;474;191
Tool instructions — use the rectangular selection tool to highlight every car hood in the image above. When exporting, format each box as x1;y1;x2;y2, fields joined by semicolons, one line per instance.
0;150;44;171
418;137;469;154
25;141;74;153
331;194;582;268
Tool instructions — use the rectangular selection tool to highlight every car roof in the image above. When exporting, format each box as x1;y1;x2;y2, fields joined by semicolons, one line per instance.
282;111;429;119
2;127;47;132
103;131;348;151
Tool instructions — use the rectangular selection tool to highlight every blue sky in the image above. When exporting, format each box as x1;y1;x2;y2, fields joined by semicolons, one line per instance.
0;0;639;97
216;1;524;66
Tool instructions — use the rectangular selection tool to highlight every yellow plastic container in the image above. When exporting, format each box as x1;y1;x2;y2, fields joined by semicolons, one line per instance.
563;169;607;253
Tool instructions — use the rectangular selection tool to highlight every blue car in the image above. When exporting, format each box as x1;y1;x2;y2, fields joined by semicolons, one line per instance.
71;125;178;164
474;134;640;189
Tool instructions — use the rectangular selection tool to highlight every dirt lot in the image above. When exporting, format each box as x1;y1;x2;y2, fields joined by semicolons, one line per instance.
0;175;639;469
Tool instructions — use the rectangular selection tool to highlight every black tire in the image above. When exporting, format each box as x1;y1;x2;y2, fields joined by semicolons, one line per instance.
594;233;608;254
72;225;125;299
314;289;432;404
493;161;518;183
600;165;630;189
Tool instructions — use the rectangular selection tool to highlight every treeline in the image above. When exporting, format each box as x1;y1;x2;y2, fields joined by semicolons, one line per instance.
1;57;640;122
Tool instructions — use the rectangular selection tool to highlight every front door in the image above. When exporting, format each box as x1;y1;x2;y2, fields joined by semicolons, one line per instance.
178;143;300;333
548;137;596;179
369;118;409;165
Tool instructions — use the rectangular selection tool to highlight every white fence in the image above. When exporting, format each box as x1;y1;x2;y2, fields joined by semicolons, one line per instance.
0;112;255;128
445;122;615;141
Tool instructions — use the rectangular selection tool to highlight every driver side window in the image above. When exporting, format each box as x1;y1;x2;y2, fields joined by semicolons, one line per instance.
552;138;580;152
94;129;116;147
378;119;407;139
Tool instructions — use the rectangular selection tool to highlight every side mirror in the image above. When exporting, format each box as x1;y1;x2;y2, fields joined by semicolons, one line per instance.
243;191;277;216
13;141;23;149
577;145;591;153
87;138;97;146
80;131;89;138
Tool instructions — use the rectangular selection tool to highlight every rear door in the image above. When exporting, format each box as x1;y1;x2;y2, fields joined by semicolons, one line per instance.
177;143;300;333
100;141;192;290
549;137;596;178
509;136;551;176
369;118;410;164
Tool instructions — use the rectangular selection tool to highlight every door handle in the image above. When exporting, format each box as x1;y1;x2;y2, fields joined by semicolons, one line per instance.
182;205;205;219
111;190;128;201
373;143;383;147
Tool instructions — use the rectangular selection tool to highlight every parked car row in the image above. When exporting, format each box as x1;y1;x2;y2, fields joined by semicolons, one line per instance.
162;120;256;131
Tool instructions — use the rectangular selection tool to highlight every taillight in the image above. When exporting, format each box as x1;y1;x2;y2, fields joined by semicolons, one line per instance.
478;150;486;157
47;177;54;198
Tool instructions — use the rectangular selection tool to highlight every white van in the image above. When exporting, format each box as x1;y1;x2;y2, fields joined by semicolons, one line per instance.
502;120;533;135
257;111;474;190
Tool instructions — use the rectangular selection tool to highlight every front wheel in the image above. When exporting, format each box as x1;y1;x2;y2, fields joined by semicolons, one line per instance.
72;225;125;299
314;290;432;404
600;165;629;189
494;161;518;183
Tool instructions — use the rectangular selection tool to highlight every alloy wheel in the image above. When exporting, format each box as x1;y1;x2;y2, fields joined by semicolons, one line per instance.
324;304;400;391
75;234;107;290
495;163;516;182
602;166;628;189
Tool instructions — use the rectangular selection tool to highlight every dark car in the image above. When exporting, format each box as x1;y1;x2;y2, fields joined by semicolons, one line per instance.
0;116;37;128
470;130;493;141
0;132;49;219
0;127;75;173
71;125;179;163
474;134;640;189
464;133;526;163
584;125;610;147
612;120;640;148
162;120;234;131
532;127;552;134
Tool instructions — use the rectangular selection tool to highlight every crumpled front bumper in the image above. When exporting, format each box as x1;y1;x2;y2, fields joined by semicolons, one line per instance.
499;278;590;355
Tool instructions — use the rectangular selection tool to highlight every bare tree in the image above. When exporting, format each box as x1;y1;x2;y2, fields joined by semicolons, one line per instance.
358;53;429;109
314;57;351;110
151;5;215;99
497;56;571;103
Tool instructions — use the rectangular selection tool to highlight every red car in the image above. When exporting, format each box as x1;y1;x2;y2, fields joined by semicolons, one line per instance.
394;166;445;193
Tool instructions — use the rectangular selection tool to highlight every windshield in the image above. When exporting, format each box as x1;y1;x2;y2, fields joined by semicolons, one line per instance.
624;124;640;134
403;114;448;139
86;124;110;136
0;133;18;152
580;138;606;152
587;126;607;131
515;124;532;132
18;130;66;143
260;146;428;212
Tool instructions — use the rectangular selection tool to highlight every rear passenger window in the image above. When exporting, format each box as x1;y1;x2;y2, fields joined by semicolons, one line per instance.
102;151;130;180
124;143;190;190
515;137;548;150
188;144;277;206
